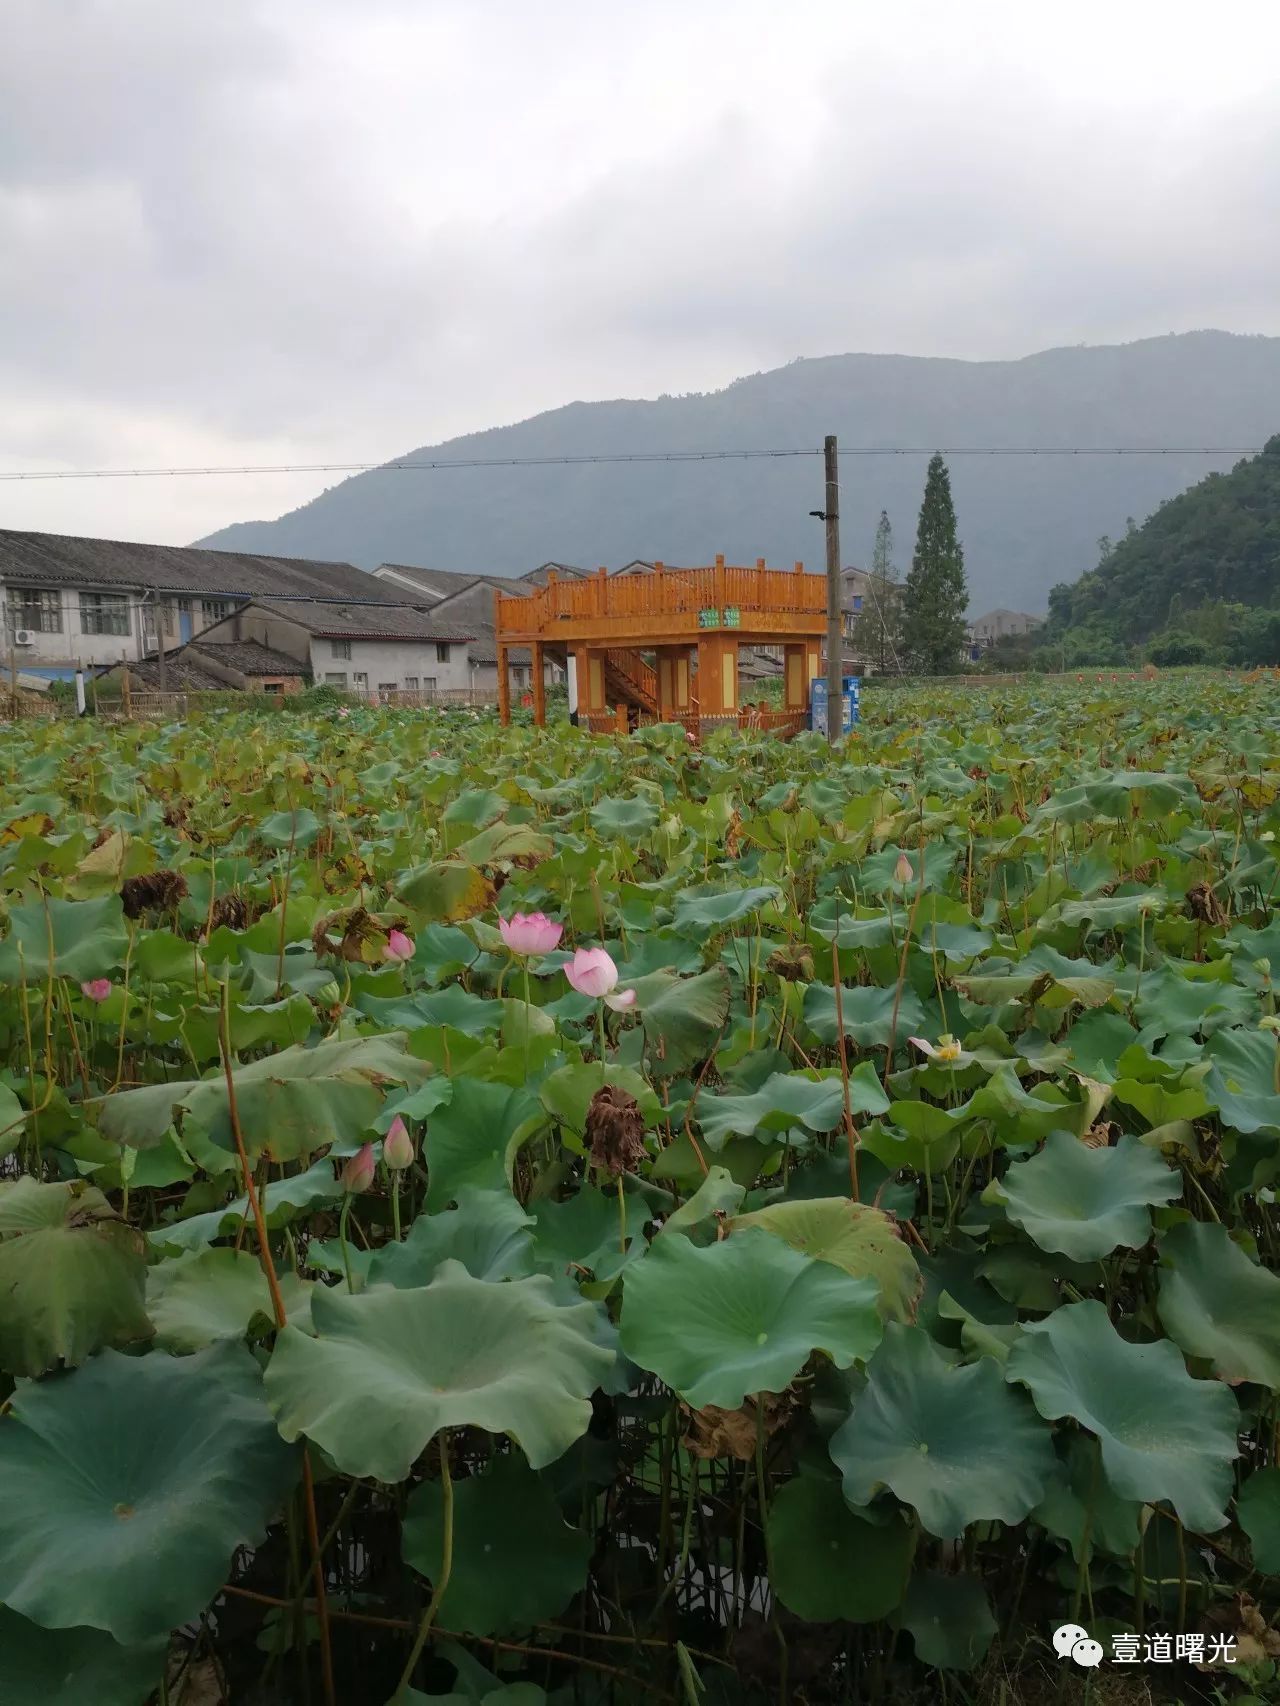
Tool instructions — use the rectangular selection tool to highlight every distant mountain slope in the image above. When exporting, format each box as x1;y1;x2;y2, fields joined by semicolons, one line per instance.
198;332;1280;613
1045;433;1280;644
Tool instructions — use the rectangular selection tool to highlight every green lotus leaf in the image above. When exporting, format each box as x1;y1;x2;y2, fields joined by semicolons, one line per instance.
529;1184;645;1286
146;1247;314;1350
619;1227;882;1409
265;1262;614;1479
402;1453;591;1634
95;1031;432;1158
588;795;659;838
358;986;502;1039
630;965;732;1075
766;1475;914;1622
1204;1029;1280;1134
395;860;495;921
986;1131;1181;1261
1157;1219;1280;1388
1006;1299;1240;1531
671;883;781;931
0;1080;25;1161
257;806;322;848
0;1343;298;1642
1031;1434;1142;1561
731;1197;921;1323
368;1188;535;1288
0;1607;164;1706
0;1177;152;1377
0;894;129;984
830;1323;1054;1538
424;1079;549;1211
147;1157;343;1254
802;982;926;1049
539;1063;662;1134
900;1570;997;1671
1238;1468;1280;1574
697;1068;887;1150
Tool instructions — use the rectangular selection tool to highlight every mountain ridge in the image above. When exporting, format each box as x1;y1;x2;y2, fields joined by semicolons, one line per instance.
197;331;1280;611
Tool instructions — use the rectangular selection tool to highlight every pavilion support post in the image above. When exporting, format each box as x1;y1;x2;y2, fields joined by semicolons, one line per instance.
530;640;546;727
497;643;511;726
697;634;739;734
783;643;809;713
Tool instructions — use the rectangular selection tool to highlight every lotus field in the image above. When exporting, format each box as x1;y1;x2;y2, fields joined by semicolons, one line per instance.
3;674;1280;1705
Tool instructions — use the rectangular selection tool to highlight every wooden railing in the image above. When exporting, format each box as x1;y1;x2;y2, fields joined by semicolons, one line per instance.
496;558;824;638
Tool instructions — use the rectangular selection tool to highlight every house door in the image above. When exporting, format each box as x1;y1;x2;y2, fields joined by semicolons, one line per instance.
177;600;193;643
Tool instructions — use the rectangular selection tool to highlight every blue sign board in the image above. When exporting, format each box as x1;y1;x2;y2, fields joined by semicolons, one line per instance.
810;676;860;735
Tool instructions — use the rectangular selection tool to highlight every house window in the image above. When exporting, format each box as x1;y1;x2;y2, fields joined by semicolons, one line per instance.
263;681;284;695
852;595;863;610
435;642;451;663
378;682;397;697
331;639;352;660
404;676;419;692
353;672;368;692
7;588;62;634
421;677;436;695
201;598;231;626
79;591;130;636
323;672;347;687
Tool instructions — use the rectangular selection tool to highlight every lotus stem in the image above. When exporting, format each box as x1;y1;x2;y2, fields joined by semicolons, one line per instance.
338;1195;355;1293
397;1434;453;1696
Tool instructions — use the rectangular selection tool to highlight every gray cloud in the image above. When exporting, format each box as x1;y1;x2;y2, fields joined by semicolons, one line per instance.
1;0;1278;544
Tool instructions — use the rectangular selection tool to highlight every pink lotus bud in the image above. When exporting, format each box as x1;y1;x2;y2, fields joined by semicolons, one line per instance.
894;852;914;884
565;946;621;999
383;1116;413;1171
384;928;414;963
499;911;564;957
81;978;112;1003
341;1142;376;1194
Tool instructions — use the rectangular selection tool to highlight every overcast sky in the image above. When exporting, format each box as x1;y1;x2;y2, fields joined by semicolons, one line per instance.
2;0;1278;545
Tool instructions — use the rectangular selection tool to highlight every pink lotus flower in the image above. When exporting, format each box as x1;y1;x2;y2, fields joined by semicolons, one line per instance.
81;978;112;1003
341;1142;376;1194
383;1115;414;1171
894;852;914;884
337;706;350;719
499;911;563;957
565;946;636;1011
383;928;414;963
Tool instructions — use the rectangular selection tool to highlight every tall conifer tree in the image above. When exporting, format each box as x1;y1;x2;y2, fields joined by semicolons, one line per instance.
903;454;968;673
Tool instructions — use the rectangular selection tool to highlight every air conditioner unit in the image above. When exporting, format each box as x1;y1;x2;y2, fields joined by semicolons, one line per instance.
14;630;34;647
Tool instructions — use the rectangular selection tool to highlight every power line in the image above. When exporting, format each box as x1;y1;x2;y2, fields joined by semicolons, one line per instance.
0;445;1262;481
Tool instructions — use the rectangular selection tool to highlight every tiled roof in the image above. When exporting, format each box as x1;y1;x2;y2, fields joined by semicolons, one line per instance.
0;527;381;600
253;598;474;642
374;563;527;600
192;640;304;675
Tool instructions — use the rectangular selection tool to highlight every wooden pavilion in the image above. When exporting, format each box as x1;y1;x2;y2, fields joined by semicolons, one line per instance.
494;556;826;738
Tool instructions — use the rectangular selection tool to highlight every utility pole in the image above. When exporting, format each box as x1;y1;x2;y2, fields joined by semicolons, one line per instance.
824;435;842;746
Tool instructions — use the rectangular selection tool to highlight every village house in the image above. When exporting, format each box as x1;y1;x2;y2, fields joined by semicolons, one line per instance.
968;608;1045;650
370;561;568;693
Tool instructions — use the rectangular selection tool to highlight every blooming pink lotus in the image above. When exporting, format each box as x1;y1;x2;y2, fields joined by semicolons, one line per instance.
499;911;563;957
382;1115;414;1171
341;1142;376;1194
383;928;414;963
565;947;636;1011
81;978;112;1003
337;707;350;719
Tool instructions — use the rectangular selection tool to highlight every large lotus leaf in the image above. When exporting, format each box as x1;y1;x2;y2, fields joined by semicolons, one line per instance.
402;1453;591;1635
658;1165;747;1241
629;966;732;1075
986;1131;1181;1261
802;982;926;1049
671;883;781;932
539;1063;662;1134
368;1188;535;1288
0;1343;298;1642
0;894;129;984
358;986;502;1039
424;1079;549;1211
766;1475;914;1622
731;1198;921;1323
0;1177;152;1377
830;1323;1054;1538
900;1571;997;1672
257;806;322;848
1005;1299;1240;1531
265;1262;614;1479
1031;1434;1142;1562
1204;1029;1280;1134
697;1068;887;1150
0;1607;164;1706
1157;1219;1280;1388
619;1227;882;1409
394;861;495;922
148;1157;343;1255
146;1247;314;1350
0;1080;25;1161
452;820;554;869
529;1185;646;1286
1238;1469;1280;1574
95;1032;433;1158
588;795;659;838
